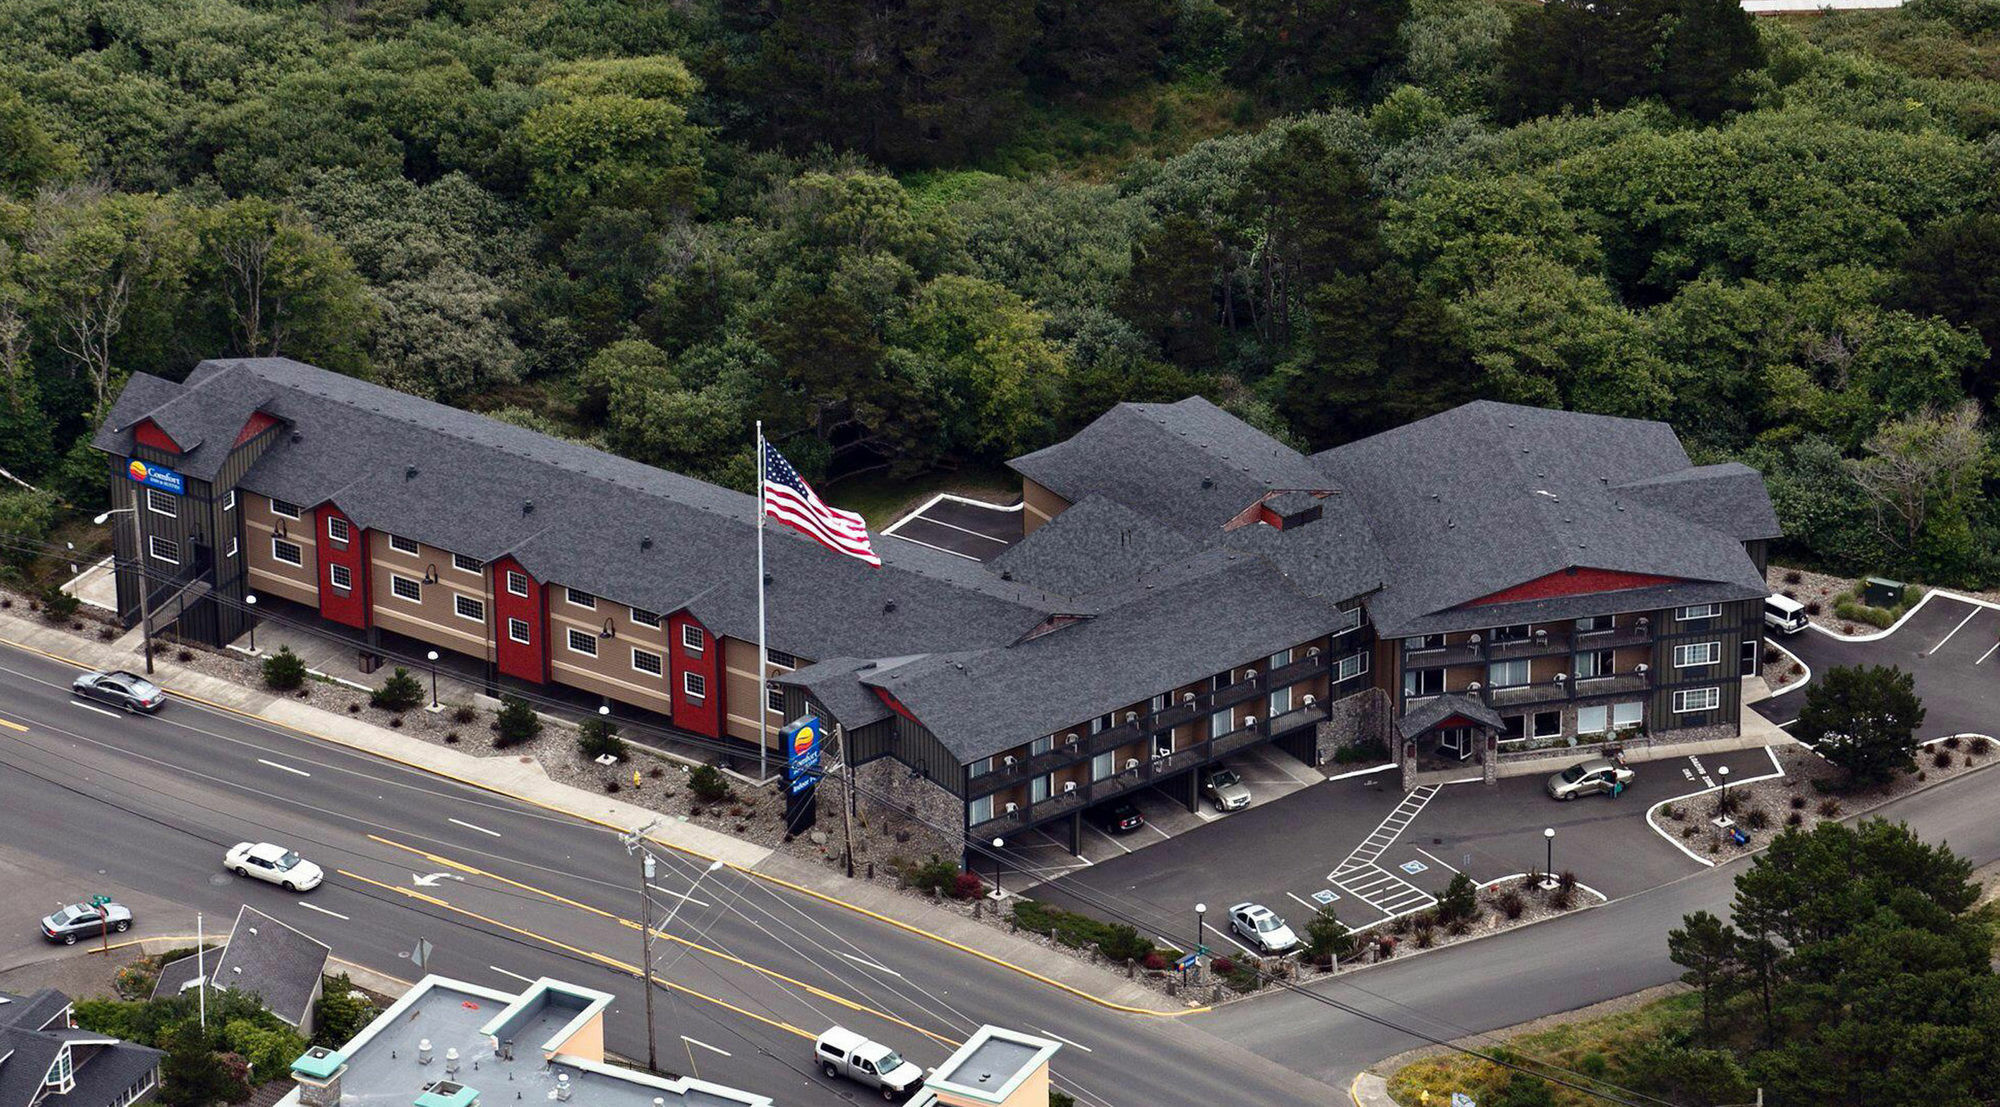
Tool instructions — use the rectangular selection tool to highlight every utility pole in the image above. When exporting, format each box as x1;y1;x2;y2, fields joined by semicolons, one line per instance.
834;723;856;879
637;849;658;1073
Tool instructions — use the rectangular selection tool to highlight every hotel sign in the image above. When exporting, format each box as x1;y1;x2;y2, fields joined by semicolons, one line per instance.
125;458;186;496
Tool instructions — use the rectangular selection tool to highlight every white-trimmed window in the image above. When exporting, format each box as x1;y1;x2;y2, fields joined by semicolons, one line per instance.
225;536;238;559
223;489;236;512
329;563;353;591
1673;687;1721;713
146;488;177;518
1404;668;1443;697
1335;650;1369;682
682;671;706;699
454;594;485;623
388;533;419;555
507;570;529;597
565;587;596;609
681;624;705;651
269;498;302;520
1612;701;1644;730
1576;649;1613;678
629;606;662;629
327;515;350;544
1533;711;1562;739
632;648;664;676
148;535;180;565
272;538;303;566
508;617;531;644
968;794;993;827
1674;641;1722;668
1332;606;1362;636
452;552;482;574
391;575;422;603
567;628;598;656
1488;659;1530;688
1577;705;1609;735
767;687;784;713
1676;603;1721;622
768;647;797;667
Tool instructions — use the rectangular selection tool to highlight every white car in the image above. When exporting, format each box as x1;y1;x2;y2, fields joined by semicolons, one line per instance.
1228;902;1299;954
224;842;324;891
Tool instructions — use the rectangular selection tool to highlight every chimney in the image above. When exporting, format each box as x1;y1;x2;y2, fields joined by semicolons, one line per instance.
290;1047;348;1107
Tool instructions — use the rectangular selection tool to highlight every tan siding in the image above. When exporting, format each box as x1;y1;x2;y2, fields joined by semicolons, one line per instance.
1020;478;1070;536
547;595;673;714
243;494;317;604
368;533;494;657
722;636;795;746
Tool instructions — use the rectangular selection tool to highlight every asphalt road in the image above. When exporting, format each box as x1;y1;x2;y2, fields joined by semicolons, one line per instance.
0;643;1339;1107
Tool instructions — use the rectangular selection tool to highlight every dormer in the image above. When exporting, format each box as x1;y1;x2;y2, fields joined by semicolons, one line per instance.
130;418;183;455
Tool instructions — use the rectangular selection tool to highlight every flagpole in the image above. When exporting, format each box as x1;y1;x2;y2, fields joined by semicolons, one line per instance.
756;421;768;785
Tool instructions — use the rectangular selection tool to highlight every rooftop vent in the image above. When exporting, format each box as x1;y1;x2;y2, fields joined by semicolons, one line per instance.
291;431;304;444
640;536;653;550
406;465;419;480
522;500;534;515
883;600;897;614
1200;476;1214;490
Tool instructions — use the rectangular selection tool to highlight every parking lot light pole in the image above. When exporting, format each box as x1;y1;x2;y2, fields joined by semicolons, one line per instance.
1543;827;1556;887
244;593;258;653
426;650;440;710
1718;765;1731;812
1194;902;1208;957
991;837;1005;898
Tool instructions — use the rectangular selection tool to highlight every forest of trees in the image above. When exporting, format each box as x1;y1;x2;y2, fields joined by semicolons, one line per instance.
2;0;2000;585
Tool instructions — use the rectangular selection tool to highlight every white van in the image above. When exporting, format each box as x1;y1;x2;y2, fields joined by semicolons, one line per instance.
1764;594;1808;635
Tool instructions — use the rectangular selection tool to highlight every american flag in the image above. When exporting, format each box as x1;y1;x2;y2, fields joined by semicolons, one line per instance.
762;444;881;567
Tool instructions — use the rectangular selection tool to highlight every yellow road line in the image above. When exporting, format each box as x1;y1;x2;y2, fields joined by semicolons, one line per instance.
0;631;1199;1018
0;717;27;732
366;834;954;1044
336;869;818;1042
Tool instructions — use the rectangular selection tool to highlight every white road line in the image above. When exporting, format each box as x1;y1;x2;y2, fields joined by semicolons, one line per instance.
837;951;903;977
646;883;711;908
1285;891;1321;913
298;902;349;920
257;757;311;777
70;701;119;718
680;1036;731;1057
1928;607;1981;656
490;965;536;985
1033;1028;1094;1053
1143;820;1173;842
1977;640;2000;666
1327;762;1397;781
448;817;502;838
1413;847;1460;874
1207;923;1260;957
1084;824;1135;854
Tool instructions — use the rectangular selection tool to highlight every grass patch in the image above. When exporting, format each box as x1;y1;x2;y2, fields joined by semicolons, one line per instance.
1387;992;1701;1107
823;465;1018;530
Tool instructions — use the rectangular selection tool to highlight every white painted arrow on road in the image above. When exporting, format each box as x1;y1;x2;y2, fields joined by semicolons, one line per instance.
411;872;465;887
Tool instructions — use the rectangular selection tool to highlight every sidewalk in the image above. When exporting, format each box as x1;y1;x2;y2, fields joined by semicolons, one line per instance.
0;605;1182;1014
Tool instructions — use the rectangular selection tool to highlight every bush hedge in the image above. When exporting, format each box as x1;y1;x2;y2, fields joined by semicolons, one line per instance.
1011;899;1172;964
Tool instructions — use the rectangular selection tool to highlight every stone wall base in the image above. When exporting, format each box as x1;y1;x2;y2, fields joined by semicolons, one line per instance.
1316;687;1393;762
830;757;965;869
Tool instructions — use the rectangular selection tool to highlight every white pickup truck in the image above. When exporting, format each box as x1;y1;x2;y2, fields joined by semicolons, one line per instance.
813;1026;925;1101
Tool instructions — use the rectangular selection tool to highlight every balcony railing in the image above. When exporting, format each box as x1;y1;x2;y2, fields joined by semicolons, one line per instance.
1401;643;1481;669
1487;631;1572;661
1572;672;1648;697
1486;681;1574;708
1575;624;1651;649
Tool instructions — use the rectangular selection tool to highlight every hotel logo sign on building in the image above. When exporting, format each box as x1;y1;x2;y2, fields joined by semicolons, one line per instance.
125;459;187;496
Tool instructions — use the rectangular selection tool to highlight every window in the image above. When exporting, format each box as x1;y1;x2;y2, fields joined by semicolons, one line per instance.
1209;706;1233;739
388;534;419;555
1332;606;1363;636
146;488;177;518
632;648;664;676
565;587;596;609
1673;687;1721;713
767;687;785;713
1533;711;1562;739
1741;639;1758;676
1577;705;1609;735
1031;775;1051;803
1576;649;1614;679
1268;647;1292;670
329;563;352;591
225;537;238;559
768;647;797;667
1676;603;1721;622
507;570;529;597
270;498;301;520
971;756;993;777
968;794;993;827
391;575;422;603
1268;685;1292;717
1404;669;1443;697
681;624;705;651
1335;651;1369;682
1091;751;1115;781
223;489;236;512
454;594;485;623
508;617;531;645
1612;701;1644;729
148;535;180;564
1574;615;1613;632
327;516;350;543
1674;641;1722;668
1488;659;1530;688
1490;624;1531;642
1405;634;1446;652
1502;715;1526;742
452;552;483;574
272;538;303;566
629;606;662;629
567;628;598;656
682;671;706;699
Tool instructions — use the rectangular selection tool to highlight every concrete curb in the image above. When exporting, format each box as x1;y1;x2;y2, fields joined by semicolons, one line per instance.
1351;1072;1396;1106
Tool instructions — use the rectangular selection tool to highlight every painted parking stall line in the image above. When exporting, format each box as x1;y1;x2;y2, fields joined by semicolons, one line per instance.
1330;784;1439;878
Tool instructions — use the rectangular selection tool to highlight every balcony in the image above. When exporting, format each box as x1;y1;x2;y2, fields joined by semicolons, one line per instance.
1486;631;1571;661
1268;701;1330;735
1572;672;1649;697
1265;652;1331;688
1486;681;1571;708
1575;624;1651;649
1087;720;1146;757
1402;643;1481;669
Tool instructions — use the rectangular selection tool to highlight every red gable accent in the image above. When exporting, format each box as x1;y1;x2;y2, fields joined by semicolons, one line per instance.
1466;567;1685;607
132;419;181;454
234;411;279;447
872;687;920;725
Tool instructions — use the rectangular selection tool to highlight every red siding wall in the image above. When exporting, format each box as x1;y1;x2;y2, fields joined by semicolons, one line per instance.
668;611;722;737
491;556;547;684
1465;567;1684;608
313;504;371;629
132;420;182;454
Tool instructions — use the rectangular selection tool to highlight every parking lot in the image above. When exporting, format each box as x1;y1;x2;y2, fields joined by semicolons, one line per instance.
1019;745;1783;953
1755;592;1999;741
881;493;1022;561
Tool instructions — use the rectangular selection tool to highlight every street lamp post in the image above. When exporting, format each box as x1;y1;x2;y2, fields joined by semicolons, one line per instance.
1543;827;1556;887
1195;902;1208;957
990;837;1005;898
426;650;440;710
94;508;152;675
1718;765;1731;812
243;593;258;654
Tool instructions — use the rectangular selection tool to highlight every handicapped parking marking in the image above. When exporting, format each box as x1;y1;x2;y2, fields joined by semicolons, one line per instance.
1399;860;1428;875
1312;889;1339;905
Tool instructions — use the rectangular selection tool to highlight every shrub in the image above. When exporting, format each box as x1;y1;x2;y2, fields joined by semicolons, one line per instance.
1934;748;1954;769
1663;804;1683;820
578;716;627;761
1498;891;1526;920
1746;808;1769;829
175;648;195;663
98;625;115;640
1436;873;1479;923
1783;569;1802;584
370;667;425;712
347;703;360;713
445;733;459;744
39;587;79;623
901;855;959;896
1817;798;1842;817
1333;737;1391;764
1099;923;1153;962
604;780;620;793
1683;825;1698;838
493;695;542;747
1518;871;1542;892
452;704;477;724
689;763;732;801
1762;647;1779;664
1972;736;1992;755
388;716;403;728
1557;870;1577;894
1786;811;1803;827
1945;735;1962;749
261;646;307;691
1804;600;1822;616
1304;908;1356;964
1791;795;1807;809
1210;955;1236;976
1413;921;1435;948
1142;950;1169;971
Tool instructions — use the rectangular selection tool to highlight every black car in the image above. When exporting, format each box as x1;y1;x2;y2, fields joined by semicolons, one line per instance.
71;670;166;713
1087;800;1145;834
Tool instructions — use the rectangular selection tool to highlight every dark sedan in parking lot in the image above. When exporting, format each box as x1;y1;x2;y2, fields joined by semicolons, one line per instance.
1088;800;1146;834
71;670;166;713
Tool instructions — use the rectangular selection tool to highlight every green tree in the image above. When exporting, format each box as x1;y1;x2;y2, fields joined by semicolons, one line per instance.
0;88;79;199
158;1022;249;1107
493;695;542;748
312;975;376;1048
262;646;308;692
1895;212;2000;407
889;274;1068;463
518;57;706;226
1029;0;1176;91
1230;0;1409;108
1793;664;1925;787
1667;910;1742;1033
191;199;370;373
369;667;425;713
1495;0;1764;123
1302;908;1356;964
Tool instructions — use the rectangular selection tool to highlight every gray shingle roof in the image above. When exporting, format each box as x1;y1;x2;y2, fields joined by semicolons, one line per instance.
42;1041;160;1107
1397;694;1504;739
148;955;202;1002
985;495;1202;599
779;657;905;729
0;992;68;1034
1312;401;1772;637
205;906;330;1027
0;1026;65;1107
1613;463;1782;541
0;991;159;1107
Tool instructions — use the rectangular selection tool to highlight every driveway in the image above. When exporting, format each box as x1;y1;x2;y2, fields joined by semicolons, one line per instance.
1755;593;2000;740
